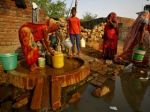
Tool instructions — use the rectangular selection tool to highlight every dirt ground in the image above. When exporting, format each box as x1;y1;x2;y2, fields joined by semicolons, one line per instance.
83;40;123;59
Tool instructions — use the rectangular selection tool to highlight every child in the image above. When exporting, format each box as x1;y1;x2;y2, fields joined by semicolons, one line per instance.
49;32;60;50
67;7;81;56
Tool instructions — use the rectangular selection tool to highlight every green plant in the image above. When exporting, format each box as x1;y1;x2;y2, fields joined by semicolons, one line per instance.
30;0;66;18
82;12;97;21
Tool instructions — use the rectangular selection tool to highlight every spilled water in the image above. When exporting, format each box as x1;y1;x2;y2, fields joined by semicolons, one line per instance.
63;65;150;112
1;64;150;112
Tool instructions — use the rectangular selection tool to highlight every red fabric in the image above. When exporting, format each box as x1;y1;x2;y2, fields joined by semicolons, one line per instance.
103;24;118;52
67;17;80;34
24;46;39;65
20;23;48;42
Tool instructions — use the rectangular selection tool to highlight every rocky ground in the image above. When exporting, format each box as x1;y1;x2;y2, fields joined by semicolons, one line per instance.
79;46;125;96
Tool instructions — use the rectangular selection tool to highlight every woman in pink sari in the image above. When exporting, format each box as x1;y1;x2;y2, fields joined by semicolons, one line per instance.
102;12;119;63
118;11;149;63
142;23;150;66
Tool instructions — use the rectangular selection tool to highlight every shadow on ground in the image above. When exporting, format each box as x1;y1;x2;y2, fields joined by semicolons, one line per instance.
81;47;103;59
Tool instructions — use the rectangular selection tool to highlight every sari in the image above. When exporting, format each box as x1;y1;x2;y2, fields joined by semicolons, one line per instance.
19;19;59;67
102;12;119;60
143;30;150;65
118;11;149;61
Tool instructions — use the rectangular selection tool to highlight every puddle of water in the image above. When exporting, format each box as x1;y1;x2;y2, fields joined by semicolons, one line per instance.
1;66;150;112
63;69;150;112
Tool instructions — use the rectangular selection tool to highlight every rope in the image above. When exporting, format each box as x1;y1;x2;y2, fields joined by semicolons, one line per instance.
66;0;74;18
75;0;77;9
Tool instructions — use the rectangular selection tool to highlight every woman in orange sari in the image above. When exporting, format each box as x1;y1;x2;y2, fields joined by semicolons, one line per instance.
19;27;39;71
19;18;59;71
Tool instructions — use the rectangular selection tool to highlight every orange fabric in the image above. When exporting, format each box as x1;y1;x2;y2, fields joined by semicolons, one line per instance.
19;26;40;66
19;22;59;66
24;46;39;65
67;17;80;34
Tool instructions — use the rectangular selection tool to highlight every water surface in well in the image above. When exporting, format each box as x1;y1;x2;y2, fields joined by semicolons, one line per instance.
16;57;84;76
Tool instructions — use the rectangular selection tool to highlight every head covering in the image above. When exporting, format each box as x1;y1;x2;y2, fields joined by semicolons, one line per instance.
139;10;149;25
107;12;116;19
107;12;117;22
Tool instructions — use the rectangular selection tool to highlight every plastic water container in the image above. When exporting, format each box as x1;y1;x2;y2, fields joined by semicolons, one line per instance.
81;38;86;48
132;47;146;62
38;57;46;68
0;53;18;71
63;38;72;48
52;51;64;68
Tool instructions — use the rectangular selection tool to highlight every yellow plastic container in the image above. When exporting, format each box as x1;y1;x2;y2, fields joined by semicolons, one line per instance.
52;52;64;68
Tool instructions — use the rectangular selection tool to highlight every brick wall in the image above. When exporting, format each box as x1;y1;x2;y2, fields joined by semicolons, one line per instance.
0;0;45;53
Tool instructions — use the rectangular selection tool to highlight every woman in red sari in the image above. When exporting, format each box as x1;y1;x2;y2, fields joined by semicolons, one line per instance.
102;12;119;63
117;11;149;63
